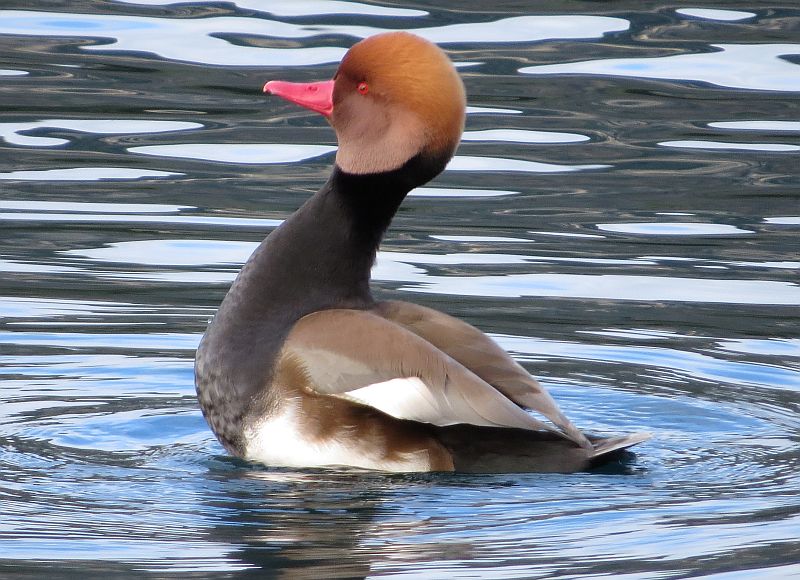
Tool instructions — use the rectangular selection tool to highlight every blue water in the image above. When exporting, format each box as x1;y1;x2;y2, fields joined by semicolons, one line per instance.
1;2;799;577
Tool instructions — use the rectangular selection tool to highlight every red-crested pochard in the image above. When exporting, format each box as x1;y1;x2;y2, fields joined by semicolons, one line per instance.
195;32;650;473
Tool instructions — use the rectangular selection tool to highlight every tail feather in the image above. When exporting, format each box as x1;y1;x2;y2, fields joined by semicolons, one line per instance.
589;431;652;459
435;425;652;473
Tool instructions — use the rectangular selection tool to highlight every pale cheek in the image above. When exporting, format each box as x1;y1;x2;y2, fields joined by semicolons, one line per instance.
334;103;426;174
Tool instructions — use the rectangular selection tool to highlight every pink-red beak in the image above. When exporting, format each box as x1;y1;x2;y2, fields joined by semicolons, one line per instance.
263;79;335;118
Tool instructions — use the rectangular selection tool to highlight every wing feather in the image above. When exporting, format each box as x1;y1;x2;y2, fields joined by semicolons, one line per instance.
281;309;567;434
373;300;591;447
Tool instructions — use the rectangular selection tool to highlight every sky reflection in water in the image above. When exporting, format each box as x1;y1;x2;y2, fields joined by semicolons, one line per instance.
0;10;629;67
521;43;800;92
57;239;800;306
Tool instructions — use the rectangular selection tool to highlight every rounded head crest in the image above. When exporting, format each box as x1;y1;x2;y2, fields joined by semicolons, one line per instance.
331;32;466;174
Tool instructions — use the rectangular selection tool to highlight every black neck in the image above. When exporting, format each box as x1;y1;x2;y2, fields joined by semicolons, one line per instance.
331;155;434;248
251;151;447;312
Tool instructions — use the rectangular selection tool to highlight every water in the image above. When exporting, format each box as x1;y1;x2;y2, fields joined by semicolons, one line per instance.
1;1;799;577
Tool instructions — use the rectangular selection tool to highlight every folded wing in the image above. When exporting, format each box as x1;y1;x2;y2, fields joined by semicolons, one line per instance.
280;308;581;439
373;300;591;447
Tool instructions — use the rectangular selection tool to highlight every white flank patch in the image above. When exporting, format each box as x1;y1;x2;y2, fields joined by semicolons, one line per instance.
243;402;432;472
340;377;444;425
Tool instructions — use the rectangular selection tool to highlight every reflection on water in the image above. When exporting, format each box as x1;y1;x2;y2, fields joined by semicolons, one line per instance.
709;121;800;131
116;0;429;17
0;119;202;147
129;143;337;164
446;156;609;173
0;168;182;180
463;129;590;144
521;43;800;92
675;8;756;21
595;222;754;235
0;10;629;67
659;140;800;152
1;0;800;578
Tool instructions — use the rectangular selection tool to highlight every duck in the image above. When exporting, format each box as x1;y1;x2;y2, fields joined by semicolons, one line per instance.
195;31;650;473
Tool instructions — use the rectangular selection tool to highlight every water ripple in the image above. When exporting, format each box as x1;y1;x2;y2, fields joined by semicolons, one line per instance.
499;335;800;392
328;15;629;44
709;121;800;131
2;2;799;577
676;8;756;22
129;143;336;164
115;0;428;18
399;273;800;305
446;156;609;173
0;11;628;68
462;129;589;144
596;222;754;236
520;44;800;92
659;140;800;152
0;119;201;147
0;200;191;213
53;239;800;306
0;168;181;181
0;213;280;227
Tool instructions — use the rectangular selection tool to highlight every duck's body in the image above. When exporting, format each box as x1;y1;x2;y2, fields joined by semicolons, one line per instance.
195;32;649;473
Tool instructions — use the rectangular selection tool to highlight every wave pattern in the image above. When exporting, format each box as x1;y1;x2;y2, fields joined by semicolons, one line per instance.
1;1;799;578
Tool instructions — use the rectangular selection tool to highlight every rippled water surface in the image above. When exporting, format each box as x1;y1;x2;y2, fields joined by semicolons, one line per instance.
2;1;799;577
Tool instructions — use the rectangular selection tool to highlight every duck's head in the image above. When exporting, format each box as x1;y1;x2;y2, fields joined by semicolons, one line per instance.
264;32;466;177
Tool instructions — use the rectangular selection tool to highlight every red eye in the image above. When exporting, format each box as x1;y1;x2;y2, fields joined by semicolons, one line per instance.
357;81;369;95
